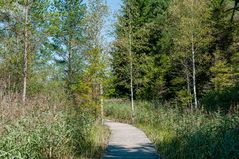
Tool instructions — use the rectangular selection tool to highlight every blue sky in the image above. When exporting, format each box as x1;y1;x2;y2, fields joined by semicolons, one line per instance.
104;0;122;43
107;0;122;14
83;0;123;43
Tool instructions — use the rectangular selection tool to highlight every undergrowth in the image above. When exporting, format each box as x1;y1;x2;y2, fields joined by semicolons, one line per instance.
0;97;109;159
104;100;239;159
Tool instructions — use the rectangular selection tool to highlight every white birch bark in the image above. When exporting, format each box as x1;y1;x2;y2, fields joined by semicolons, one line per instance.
100;83;104;124
22;1;29;105
186;72;193;110
128;4;135;121
191;34;198;109
190;0;198;109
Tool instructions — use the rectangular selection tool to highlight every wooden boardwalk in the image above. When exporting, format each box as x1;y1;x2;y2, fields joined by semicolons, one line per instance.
102;121;160;159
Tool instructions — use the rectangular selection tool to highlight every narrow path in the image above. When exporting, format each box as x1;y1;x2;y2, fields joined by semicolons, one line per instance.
102;121;160;159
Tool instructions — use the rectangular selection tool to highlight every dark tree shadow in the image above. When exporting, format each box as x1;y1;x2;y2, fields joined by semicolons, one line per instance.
102;143;160;159
154;126;239;159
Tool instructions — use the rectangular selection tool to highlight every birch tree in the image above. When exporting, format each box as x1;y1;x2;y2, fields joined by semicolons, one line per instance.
169;0;211;109
112;0;138;120
72;0;108;120
22;0;29;104
86;0;108;117
112;0;172;102
127;2;135;120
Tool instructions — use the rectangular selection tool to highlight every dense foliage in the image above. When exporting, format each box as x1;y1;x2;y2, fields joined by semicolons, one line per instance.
112;0;239;111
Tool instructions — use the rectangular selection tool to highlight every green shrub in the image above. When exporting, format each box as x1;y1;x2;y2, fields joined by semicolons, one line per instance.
202;84;239;112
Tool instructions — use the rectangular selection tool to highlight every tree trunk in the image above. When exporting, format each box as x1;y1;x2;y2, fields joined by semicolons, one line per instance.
186;72;192;110
100;83;104;125
130;41;135;121
129;5;135;121
68;38;72;85
22;1;29;105
67;39;74;100
191;35;198;109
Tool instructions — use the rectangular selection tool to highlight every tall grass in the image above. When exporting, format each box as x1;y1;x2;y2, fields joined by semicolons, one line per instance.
104;100;239;159
104;99;132;123
0;94;109;159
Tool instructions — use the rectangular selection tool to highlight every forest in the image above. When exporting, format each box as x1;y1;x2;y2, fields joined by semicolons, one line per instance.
0;0;239;159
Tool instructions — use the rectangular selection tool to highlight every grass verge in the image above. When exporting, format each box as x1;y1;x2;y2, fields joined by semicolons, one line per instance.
104;100;239;159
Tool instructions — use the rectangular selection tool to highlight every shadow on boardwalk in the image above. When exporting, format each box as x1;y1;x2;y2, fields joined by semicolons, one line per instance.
102;121;160;159
103;144;160;159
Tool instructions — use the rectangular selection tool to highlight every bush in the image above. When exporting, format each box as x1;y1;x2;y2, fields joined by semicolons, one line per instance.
202;84;239;112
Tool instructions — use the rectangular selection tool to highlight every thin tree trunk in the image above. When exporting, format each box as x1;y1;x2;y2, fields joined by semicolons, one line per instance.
129;5;135;121
22;1;29;105
67;39;74;100
186;72;192;110
191;34;198;109
68;40;72;86
100;83;104;125
130;39;135;120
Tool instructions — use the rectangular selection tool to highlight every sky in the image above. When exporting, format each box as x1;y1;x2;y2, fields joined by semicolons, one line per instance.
107;0;122;14
103;0;122;43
